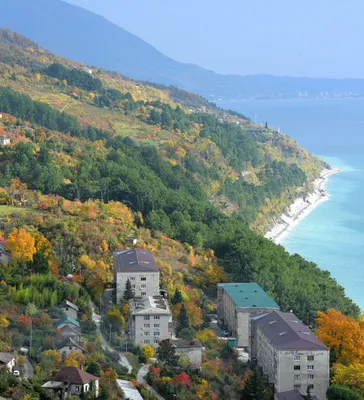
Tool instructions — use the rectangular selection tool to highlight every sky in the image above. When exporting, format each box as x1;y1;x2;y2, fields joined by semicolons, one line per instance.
65;0;364;78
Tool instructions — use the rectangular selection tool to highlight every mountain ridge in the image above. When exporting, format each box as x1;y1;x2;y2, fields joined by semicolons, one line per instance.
4;0;364;99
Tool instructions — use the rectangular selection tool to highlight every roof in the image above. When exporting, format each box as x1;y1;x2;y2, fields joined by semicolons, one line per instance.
59;324;81;335
218;283;279;309
114;248;159;273
54;317;80;328
276;390;304;400
131;296;171;316
51;367;98;384
253;311;328;351
57;337;84;352
171;339;203;349
116;380;144;400
42;381;65;389
0;353;15;364
59;300;79;312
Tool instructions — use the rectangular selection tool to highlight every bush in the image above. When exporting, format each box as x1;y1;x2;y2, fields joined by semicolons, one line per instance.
327;385;362;400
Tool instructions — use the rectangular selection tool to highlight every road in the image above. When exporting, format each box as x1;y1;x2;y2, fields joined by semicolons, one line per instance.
137;364;165;400
23;356;34;379
91;303;132;373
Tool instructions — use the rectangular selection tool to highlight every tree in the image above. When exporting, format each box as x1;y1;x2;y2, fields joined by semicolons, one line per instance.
172;371;190;388
6;228;36;264
177;304;189;332
316;309;364;365
171;288;183;305
327;385;362;400
241;369;272;400
157;339;179;366
141;345;155;363
332;363;364;398
64;351;86;368
305;385;313;400
123;278;134;301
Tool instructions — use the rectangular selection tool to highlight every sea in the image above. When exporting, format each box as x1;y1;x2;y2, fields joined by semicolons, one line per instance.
218;98;364;309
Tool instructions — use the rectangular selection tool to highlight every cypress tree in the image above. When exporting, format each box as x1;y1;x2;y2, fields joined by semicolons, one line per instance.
171;288;183;305
178;303;189;332
123;278;134;301
241;368;272;400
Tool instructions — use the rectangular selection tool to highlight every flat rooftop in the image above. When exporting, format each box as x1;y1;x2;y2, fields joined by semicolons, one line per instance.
218;282;279;309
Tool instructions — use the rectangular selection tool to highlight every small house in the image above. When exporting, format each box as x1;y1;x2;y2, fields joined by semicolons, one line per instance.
58;325;81;342
42;367;99;399
0;353;16;372
58;300;79;321
171;339;204;366
0;137;10;146
57;337;85;358
0;242;10;265
54;317;80;330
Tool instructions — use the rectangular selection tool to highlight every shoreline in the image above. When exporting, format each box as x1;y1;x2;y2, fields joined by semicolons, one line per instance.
264;168;340;244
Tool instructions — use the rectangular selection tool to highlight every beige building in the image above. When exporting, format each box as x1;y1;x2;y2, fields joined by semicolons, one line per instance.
129;295;172;347
0;353;16;372
171;339;204;366
217;283;279;347
250;311;329;400
58;337;85;358
114;248;160;303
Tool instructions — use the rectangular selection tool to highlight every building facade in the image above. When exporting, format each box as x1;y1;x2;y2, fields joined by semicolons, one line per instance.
129;295;172;347
114;248;160;303
217;283;279;347
171;339;204;366
58;300;79;321
250;311;329;400
58;338;85;358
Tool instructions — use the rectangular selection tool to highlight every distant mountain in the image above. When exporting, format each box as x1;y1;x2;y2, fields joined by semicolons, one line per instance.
2;0;364;99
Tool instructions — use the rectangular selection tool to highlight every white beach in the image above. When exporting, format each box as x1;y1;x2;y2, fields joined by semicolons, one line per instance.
265;168;340;244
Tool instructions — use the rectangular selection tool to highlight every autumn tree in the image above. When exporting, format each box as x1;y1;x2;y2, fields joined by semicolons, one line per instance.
64;351;86;368
6;228;36;264
316;309;364;364
332;363;364;398
141;345;155;363
241;369;272;400
171;288;183;305
157;339;179;366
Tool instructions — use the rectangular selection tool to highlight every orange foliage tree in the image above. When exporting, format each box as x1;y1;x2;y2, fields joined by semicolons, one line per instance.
316;309;364;364
6;228;36;263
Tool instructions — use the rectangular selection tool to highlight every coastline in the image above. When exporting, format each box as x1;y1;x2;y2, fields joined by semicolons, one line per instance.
264;168;340;244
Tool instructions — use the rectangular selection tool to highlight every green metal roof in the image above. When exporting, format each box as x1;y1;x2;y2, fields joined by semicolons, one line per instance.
54;317;80;328
218;283;279;309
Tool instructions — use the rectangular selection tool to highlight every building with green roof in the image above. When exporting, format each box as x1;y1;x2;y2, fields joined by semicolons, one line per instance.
54;317;80;329
217;283;279;347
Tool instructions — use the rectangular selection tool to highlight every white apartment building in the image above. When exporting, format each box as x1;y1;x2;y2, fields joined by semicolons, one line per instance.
217;282;280;347
129;295;172;347
114;248;160;303
250;311;329;400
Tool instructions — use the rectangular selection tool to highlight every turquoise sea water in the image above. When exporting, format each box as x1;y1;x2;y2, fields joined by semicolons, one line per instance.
218;99;364;308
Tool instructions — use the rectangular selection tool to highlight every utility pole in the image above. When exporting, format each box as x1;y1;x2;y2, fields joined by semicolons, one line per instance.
99;291;102;315
29;317;32;358
109;324;112;342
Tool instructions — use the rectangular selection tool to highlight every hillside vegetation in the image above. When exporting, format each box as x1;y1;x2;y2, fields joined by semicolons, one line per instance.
0;29;358;326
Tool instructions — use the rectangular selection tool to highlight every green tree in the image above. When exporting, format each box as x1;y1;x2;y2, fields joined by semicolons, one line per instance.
177;304;189;332
327;385;362;400
123;278;134;301
241;368;272;400
305;386;313;400
157;339;179;366
171;288;183;305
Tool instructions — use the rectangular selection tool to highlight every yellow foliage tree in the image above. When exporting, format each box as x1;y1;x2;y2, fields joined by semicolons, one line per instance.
316;309;364;364
141;345;155;362
6;228;36;263
64;351;86;368
332;363;364;397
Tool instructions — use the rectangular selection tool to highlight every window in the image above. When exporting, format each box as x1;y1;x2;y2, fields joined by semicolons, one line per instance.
294;365;301;370
154;324;160;328
294;375;300;380
141;277;146;281
293;355;300;361
145;332;150;336
307;355;314;361
294;385;301;390
130;277;135;281
141;284;147;288
141;292;147;296
154;339;159;344
308;374;314;380
154;331;160;336
76;386;80;392
144;340;150;344
144;316;150;320
154;316;160;320
144;324;150;328
69;346;72;350
307;365;314;370
66;307;69;311
308;384;314;390
132;285;136;288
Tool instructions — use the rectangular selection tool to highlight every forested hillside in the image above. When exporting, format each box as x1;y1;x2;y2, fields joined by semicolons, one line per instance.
0;28;359;325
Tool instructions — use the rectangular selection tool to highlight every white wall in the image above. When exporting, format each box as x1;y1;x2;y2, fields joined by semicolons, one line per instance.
133;314;170;347
116;271;160;303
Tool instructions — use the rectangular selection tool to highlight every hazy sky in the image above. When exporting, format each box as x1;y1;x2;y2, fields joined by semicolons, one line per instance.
65;0;364;78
